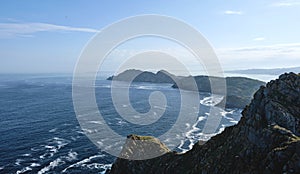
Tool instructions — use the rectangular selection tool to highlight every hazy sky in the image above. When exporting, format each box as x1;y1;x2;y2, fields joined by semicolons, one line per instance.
1;0;300;73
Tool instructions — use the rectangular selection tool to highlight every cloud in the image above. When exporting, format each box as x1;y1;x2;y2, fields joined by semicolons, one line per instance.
272;1;300;7
253;37;265;41
216;43;300;69
99;42;300;72
224;10;243;15
0;22;99;38
230;43;300;52
81;41;300;74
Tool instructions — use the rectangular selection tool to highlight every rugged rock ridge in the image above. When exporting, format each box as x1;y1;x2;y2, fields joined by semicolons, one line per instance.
108;73;300;174
107;69;177;84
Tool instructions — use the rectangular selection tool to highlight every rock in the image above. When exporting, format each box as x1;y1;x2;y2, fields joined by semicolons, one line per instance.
109;73;300;174
107;69;178;84
109;135;175;174
119;134;171;160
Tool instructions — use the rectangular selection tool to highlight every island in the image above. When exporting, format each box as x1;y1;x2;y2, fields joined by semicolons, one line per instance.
107;69;265;109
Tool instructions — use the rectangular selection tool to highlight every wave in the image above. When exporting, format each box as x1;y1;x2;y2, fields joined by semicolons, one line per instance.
30;163;41;167
15;159;24;166
185;116;206;139
49;128;58;133
174;116;207;153
130;83;173;91
88;120;103;125
16;166;32;174
178;108;241;153
37;150;78;174
65;151;78;161
177;139;194;153
113;118;128;125
135;85;160;90
221;109;241;125
200;95;224;106
38;158;65;174
61;154;106;173
39;137;70;159
21;153;31;157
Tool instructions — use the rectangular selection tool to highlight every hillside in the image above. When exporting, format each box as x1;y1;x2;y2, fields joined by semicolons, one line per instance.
107;69;178;84
108;72;300;174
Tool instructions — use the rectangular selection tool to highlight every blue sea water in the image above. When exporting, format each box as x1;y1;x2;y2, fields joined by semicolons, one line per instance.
0;74;242;173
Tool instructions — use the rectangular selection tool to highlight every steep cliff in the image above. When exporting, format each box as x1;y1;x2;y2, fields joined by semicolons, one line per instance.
108;73;300;174
172;76;264;108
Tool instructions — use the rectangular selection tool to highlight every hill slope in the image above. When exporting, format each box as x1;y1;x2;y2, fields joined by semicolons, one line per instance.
107;69;178;84
108;73;300;174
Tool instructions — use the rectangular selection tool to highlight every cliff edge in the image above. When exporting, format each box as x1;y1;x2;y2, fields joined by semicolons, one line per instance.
108;73;300;174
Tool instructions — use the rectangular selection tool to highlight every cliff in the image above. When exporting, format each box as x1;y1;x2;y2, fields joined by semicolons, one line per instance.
172;76;264;108
108;73;300;174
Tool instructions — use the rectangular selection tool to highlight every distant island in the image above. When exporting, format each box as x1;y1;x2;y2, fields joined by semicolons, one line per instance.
225;66;300;75
107;69;179;84
107;69;265;109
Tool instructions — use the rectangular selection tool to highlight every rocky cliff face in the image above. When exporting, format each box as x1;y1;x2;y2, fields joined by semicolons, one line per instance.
108;73;300;174
172;76;264;108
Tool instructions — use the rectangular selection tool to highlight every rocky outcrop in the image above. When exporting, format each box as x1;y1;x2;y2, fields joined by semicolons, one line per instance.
118;134;171;160
107;69;178;84
108;73;300;174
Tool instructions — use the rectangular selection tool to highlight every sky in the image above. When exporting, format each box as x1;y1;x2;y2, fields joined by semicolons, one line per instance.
1;0;300;74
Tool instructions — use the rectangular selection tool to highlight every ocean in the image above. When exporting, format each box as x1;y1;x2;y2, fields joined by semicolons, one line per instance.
0;74;242;173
